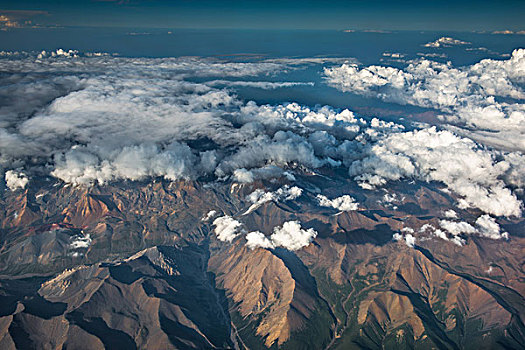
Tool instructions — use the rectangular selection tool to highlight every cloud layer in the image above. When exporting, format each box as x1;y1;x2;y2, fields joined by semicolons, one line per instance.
325;49;525;152
0;50;523;219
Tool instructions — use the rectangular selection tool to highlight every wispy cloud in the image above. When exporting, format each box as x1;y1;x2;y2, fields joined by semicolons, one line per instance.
492;30;525;35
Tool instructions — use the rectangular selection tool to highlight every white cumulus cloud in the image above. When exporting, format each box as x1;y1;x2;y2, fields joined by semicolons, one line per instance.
349;127;522;217
324;49;525;152
5;170;28;190
213;216;244;242
316;194;359;211
475;215;509;240
423;37;471;48
246;221;317;251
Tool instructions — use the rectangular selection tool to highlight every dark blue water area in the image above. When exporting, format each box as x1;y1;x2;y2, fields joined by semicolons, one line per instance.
1;27;523;66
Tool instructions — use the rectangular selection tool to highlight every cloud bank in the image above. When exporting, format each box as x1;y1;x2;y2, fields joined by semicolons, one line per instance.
349;127;522;217
0;50;523;219
325;49;525;152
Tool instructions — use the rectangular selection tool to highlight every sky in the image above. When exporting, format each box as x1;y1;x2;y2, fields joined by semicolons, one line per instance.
1;0;524;31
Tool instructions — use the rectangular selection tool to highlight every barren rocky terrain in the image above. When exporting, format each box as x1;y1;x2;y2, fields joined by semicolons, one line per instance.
0;170;523;349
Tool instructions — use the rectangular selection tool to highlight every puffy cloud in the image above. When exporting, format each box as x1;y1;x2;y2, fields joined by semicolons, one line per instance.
70;233;92;249
0;52;410;189
232;168;255;183
440;220;477;235
37;49;79;59
51;142;198;185
349;127;522;217
419;223;466;246
212;217;317;251
0;14;21;30
439;215;508;241
316;194;359;211
245;231;274;250
324;49;525;152
475;215;508;240
393;232;415;248
213;216;244;242
214;130;329;177
244;185;302;215
5;170;28;190
443;209;458;219
0;49;523;224
265;221;317;251
423;37;470;48
245;221;317;251
404;234;416;248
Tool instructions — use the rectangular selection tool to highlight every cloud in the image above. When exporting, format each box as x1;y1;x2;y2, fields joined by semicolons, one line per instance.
204;80;314;90
382;52;405;58
0;50;523;222
393;232;415;248
70;233;92;249
324;49;525;152
244;185;302;215
439;216;508;241
402;214;509;247
423;37;471;48
0;52;400;189
213;216;244;242
51;142;198;185
212;215;317;251
202;210;217;222
475;215;508;240
4;170;28;190
349;127;522;217
492;30;525;35
232;168;255;183
439;220;476;235
0;14;21;29
246;221;317;251
245;231;274;249
416;52;447;59
419;223;466;246
316;194;359;211
269;221;318;251
37;49;79;58
0;10;48;30
443;209;458;219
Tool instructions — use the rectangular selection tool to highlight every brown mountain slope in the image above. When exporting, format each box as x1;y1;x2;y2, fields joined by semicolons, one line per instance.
0;175;523;349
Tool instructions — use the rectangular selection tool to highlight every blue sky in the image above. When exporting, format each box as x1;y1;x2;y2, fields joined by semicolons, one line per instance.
0;0;524;31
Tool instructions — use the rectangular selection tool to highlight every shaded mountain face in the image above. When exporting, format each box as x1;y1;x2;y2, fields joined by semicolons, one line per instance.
0;172;523;350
